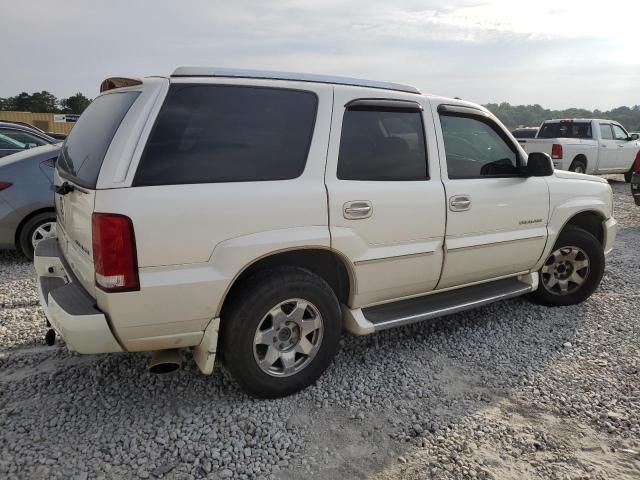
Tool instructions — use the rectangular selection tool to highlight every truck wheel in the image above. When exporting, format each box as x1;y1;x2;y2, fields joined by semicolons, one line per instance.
569;159;586;174
18;212;57;261
220;267;341;398
530;226;604;307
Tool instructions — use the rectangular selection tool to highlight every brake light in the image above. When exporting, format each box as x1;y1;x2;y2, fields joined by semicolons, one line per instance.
91;213;139;292
0;182;12;191
551;144;563;160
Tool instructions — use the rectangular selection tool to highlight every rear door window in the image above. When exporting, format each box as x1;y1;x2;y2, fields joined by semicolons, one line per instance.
599;124;614;140
57;91;140;188
133;85;318;186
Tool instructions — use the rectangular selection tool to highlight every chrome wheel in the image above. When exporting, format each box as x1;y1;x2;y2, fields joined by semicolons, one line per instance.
541;246;590;296
31;221;56;248
253;298;324;377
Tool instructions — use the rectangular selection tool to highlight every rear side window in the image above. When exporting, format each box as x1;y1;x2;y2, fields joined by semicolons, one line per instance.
57;91;139;188
337;107;427;181
133;85;318;186
538;122;592;139
599;124;613;140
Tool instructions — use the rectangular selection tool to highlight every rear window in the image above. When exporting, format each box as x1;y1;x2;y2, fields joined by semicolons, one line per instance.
57;91;140;188
537;122;592;139
133;85;318;186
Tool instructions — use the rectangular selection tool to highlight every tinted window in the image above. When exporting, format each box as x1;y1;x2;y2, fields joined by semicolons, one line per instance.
57;91;139;188
612;124;628;140
133;85;317;186
511;128;538;138
0;129;48;146
599;124;613;140
440;115;519;179
337;109;427;181
0;133;24;149
538;122;592;139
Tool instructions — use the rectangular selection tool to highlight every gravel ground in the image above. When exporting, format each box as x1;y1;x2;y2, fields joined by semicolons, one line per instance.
1;177;639;480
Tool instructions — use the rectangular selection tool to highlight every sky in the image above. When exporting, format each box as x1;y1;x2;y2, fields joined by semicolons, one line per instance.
3;0;639;110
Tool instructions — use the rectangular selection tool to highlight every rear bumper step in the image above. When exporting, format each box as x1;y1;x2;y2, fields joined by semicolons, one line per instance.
344;273;537;335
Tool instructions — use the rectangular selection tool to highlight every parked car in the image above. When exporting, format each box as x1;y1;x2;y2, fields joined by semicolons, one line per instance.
511;126;538;143
0;121;61;158
521;119;640;181
0;144;58;259
4;121;68;141
35;68;617;398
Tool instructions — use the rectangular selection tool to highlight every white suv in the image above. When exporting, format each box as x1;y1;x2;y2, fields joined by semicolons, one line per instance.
35;67;617;397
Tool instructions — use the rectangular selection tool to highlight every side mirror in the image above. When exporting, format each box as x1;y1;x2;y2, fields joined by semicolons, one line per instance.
526;152;554;177
630;133;639;141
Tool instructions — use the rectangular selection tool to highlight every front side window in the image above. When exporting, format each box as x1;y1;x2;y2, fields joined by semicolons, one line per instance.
440;114;519;179
599;124;613;140
134;85;318;186
337;107;427;181
611;124;628;140
0;129;47;147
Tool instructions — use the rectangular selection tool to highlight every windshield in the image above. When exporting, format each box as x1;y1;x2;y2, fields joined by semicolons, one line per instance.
538;122;592;139
57;91;140;188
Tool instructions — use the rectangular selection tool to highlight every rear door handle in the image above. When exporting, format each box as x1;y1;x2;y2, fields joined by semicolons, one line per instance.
449;195;471;212
343;201;373;219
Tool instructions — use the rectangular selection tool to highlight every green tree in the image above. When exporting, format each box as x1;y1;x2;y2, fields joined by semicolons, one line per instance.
59;92;92;114
28;91;59;113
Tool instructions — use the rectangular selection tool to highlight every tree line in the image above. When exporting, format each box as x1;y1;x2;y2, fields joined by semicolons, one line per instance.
1;91;639;131
0;91;92;115
485;102;640;132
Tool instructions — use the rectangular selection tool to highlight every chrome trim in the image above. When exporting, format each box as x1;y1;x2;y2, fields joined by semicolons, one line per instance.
446;235;546;253
354;250;435;266
171;67;421;94
371;283;534;331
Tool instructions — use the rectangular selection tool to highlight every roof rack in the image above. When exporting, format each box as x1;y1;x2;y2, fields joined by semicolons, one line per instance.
171;67;420;94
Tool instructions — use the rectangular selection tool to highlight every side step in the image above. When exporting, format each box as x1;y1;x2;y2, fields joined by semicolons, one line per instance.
344;274;537;335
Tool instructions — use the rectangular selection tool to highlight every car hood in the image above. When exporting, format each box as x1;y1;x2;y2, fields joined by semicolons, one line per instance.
0;144;61;169
553;170;609;184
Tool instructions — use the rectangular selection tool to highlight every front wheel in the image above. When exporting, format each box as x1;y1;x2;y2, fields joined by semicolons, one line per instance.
220;267;341;398
530;226;604;307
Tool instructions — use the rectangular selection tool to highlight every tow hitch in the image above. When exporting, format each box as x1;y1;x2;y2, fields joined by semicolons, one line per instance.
631;172;640;206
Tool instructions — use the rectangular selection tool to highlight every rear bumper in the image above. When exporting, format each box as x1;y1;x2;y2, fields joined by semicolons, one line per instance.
34;238;123;353
603;217;618;255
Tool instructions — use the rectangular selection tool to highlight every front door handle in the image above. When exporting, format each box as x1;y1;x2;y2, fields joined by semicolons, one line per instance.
344;201;373;219
449;195;471;212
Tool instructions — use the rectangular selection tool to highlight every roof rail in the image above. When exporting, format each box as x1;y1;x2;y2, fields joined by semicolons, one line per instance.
171;66;421;94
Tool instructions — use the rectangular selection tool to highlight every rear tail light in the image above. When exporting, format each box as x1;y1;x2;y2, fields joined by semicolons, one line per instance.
0;182;12;191
634;150;640;172
91;213;139;292
551;144;563;160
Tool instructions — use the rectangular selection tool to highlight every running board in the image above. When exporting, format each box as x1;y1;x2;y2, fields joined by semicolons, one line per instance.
343;273;537;335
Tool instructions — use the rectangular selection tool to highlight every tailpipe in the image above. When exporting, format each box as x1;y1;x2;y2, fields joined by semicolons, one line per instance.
148;349;182;374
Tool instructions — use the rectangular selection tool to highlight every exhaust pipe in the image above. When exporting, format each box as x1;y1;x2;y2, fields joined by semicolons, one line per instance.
148;349;182;374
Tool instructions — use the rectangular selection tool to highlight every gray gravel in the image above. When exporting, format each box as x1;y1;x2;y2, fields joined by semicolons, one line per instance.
1;177;639;480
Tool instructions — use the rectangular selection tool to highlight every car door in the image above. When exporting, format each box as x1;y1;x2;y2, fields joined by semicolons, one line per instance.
325;87;446;308
433;103;549;289
596;123;618;172
611;123;637;171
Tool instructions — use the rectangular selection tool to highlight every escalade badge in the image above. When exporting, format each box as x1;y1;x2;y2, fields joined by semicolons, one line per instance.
519;218;543;225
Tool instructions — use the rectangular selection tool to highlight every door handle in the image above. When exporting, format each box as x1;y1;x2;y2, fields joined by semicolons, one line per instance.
343;201;373;219
449;195;471;212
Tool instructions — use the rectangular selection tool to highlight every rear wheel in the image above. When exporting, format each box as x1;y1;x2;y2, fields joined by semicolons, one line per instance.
569;158;587;174
530;226;604;307
18;212;57;260
220;267;341;398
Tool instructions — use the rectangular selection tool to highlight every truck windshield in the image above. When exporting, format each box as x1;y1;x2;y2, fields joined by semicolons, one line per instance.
57;91;140;188
538;122;592;139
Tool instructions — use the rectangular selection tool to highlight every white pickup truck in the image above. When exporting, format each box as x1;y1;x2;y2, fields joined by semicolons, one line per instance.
520;119;640;182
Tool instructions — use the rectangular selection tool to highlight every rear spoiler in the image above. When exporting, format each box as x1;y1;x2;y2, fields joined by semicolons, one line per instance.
99;77;143;93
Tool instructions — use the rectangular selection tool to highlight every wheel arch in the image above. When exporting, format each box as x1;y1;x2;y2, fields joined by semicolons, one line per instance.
218;247;356;317
562;210;605;245
569;154;588;171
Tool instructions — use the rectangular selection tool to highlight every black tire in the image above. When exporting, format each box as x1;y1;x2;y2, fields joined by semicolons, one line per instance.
220;266;342;398
624;169;634;183
530;226;604;307
17;212;56;260
569;158;587;174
